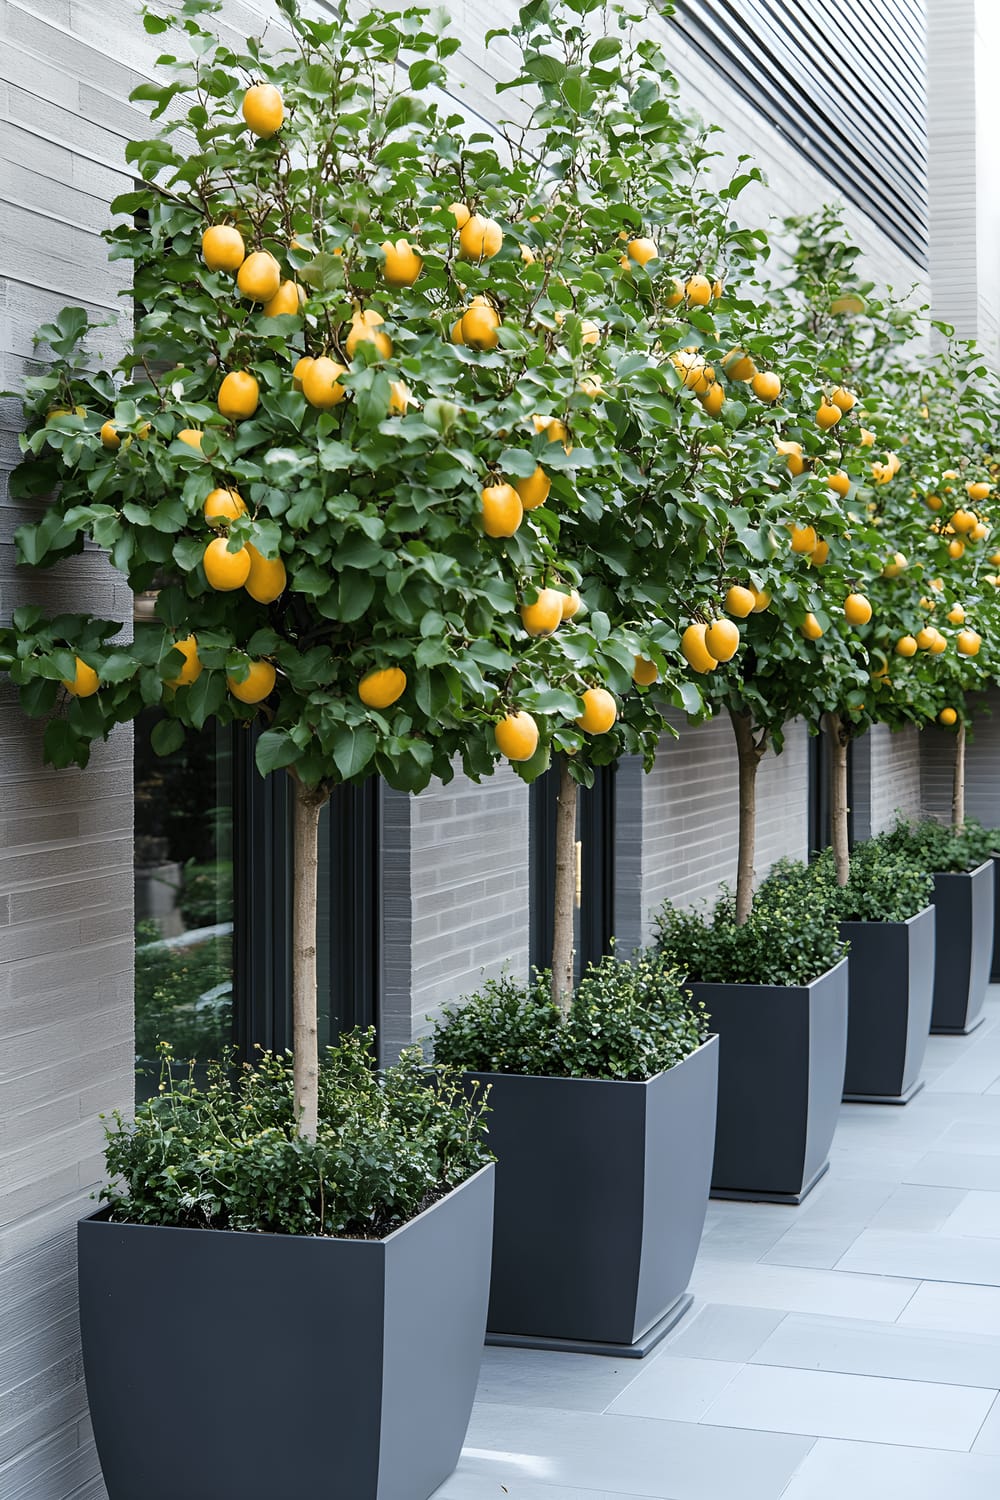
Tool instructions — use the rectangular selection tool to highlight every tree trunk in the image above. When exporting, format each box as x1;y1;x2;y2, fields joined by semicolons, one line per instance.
291;779;329;1141
826;711;851;888
730;707;762;926
551;753;578;1015
952;717;966;831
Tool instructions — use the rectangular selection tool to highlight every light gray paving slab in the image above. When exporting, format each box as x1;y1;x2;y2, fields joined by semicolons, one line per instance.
944;1190;1000;1239
898;1282;1000;1336
473;1346;648;1413
780;1436;1000;1499
837;1228;1000;1286
759;1224;864;1270
688;1261;919;1322
924;1041;1000;1095
661;1303;787;1364
790;1178;897;1228
938;1119;1000;1155
699;1363;996;1449
868;1183;968;1231
606;1356;743;1421
972;1395;1000;1454
905;1150;1000;1191
434;1475;656;1500
826;1146;927;1182
458;1403;814;1500
751;1311;1000;1389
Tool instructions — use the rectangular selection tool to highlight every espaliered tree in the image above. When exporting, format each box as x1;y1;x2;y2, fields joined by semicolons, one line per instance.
0;0;735;1124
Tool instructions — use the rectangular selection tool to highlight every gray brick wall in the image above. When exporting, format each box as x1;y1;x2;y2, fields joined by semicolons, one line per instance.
381;765;531;1060
921;691;1000;828
618;713;810;946
852;723;923;841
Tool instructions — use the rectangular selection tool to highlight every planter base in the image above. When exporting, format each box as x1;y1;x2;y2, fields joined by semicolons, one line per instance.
931;1012;988;1037
843;1079;925;1106
711;1160;830;1207
485;1293;694;1359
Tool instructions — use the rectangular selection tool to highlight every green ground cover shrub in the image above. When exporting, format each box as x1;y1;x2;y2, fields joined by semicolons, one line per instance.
103;1032;491;1238
432;948;708;1080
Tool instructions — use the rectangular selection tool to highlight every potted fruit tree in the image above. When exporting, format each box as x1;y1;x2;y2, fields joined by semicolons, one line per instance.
859;316;1000;1037
427;0;784;1355
0;0;732;1486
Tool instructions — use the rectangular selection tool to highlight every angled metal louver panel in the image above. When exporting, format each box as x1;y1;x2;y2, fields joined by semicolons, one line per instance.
668;0;928;267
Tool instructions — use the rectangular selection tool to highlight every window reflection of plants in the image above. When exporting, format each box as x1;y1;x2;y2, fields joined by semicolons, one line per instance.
135;919;232;1066
179;859;233;928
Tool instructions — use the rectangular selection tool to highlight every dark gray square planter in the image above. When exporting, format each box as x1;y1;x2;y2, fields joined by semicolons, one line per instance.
840;905;935;1104
690;958;848;1205
78;1164;494;1500
930;860;995;1034
468;1035;718;1358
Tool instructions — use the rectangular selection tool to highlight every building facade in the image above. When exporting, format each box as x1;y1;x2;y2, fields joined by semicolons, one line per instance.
1;0;995;1494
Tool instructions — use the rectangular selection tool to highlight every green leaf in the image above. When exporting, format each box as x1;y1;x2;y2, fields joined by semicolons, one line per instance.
150;718;185;756
43;719;88;770
20;677;59;717
255;728;300;774
589;36;621;62
332;726;377;779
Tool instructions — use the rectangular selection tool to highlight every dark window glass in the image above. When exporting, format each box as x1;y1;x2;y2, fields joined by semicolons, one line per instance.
316;781;381;1048
530;764;616;980
133;710;234;1098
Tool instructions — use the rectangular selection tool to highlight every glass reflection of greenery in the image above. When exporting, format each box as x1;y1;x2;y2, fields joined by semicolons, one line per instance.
135;920;232;1069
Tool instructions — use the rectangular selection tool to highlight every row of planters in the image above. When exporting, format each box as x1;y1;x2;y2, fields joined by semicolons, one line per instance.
80;808;998;1497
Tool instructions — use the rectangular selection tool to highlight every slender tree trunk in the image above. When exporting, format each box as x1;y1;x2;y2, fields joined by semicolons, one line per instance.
730;707;763;926
291;780;329;1141
551;753;578;1015
952;718;966;831
826;711;851;888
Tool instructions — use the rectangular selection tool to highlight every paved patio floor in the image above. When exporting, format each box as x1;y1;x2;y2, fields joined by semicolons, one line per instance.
437;987;1000;1499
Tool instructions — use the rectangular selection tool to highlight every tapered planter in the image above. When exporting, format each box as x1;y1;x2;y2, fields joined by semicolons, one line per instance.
990;853;1000;983
840;906;935;1103
930;860;994;1034
78;1164;494;1500
468;1035;718;1358
690;958;848;1204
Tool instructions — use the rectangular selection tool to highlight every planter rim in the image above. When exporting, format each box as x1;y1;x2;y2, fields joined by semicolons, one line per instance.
839;904;935;931
463;1033;719;1089
934;860;995;880
686;955;848;997
80;1161;494;1248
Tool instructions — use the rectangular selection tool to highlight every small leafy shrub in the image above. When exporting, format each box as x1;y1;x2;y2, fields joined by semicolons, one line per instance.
808;844;933;924
655;869;846;987
432;949;708;1081
102;1031;491;1239
877;817;1000;875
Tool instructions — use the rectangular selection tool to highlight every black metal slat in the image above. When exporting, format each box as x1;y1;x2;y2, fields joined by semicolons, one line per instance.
669;0;928;266
754;0;927;182
677;7;929;264
669;1;927;262
671;4;926;264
